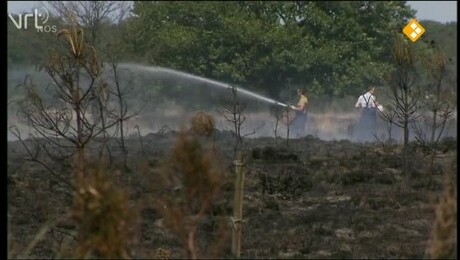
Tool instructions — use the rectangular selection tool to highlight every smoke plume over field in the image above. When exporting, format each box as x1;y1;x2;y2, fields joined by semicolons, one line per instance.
7;66;457;143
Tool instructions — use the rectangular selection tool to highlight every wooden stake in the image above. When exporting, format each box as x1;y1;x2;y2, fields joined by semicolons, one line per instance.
231;152;245;258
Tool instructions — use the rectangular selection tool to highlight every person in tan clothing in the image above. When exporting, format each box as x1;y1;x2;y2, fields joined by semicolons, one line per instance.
289;88;309;138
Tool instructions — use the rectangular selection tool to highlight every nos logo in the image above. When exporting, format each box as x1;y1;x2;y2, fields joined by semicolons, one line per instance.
8;8;57;33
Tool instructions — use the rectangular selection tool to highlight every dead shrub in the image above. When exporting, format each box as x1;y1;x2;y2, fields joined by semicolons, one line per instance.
72;164;139;259
374;172;397;185
258;170;312;197
251;146;298;162
427;169;457;259
153;130;226;259
190;112;215;138
340;170;373;186
154;247;172;259
437;137;457;152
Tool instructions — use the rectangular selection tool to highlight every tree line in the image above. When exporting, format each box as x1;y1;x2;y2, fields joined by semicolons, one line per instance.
7;1;457;101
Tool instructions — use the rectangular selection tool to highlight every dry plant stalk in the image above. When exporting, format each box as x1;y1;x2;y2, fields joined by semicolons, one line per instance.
284;106;292;145
269;105;284;140
387;34;422;178
219;86;250;157
8;213;69;259
72;164;139;259
154;247;172;259
190;112;215;138
155;130;224;259
428;169;457;259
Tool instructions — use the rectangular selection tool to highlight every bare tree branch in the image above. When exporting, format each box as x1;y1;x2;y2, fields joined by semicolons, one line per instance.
45;1;131;46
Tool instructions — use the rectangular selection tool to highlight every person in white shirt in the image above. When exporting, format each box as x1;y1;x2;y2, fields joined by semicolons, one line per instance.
354;87;380;141
355;87;378;109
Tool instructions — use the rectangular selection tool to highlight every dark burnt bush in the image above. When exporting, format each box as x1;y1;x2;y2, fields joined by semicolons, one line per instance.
368;197;389;210
251;146;298;162
410;178;431;190
408;166;425;179
374;172;397;185
312;169;342;185
437;137;457;152
141;207;159;221
307;157;327;170
341;170;373;185
312;223;334;236
338;157;359;168
263;196;280;211
258;170;312;198
395;191;431;206
209;197;232;216
381;154;404;168
331;250;354;259
251;147;262;159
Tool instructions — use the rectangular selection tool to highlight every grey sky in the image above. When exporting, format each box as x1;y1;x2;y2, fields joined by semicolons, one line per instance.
407;1;457;23
7;1;40;14
7;1;458;23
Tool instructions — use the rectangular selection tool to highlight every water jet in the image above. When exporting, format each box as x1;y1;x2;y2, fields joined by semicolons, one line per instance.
119;63;289;108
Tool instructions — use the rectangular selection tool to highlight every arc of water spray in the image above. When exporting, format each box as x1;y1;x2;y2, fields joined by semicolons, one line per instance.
119;63;288;108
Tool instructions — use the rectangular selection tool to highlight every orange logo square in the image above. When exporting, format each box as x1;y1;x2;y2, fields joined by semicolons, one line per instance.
403;19;425;42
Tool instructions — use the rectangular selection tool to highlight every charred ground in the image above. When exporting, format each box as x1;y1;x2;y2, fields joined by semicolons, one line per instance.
7;129;457;258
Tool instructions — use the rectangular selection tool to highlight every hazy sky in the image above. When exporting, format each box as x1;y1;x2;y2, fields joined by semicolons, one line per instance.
407;1;457;23
7;1;458;23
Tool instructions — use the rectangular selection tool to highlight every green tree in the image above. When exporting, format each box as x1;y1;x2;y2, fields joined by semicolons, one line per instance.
126;1;416;99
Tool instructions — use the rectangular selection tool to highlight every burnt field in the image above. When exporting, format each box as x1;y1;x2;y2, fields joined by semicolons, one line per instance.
7;129;457;259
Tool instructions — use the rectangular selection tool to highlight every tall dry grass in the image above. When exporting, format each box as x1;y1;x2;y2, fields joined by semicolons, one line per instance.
190;111;215;138
427;162;457;259
150;117;227;258
71;164;139;258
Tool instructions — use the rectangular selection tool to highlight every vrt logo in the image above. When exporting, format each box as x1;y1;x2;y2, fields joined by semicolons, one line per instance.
8;8;57;33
